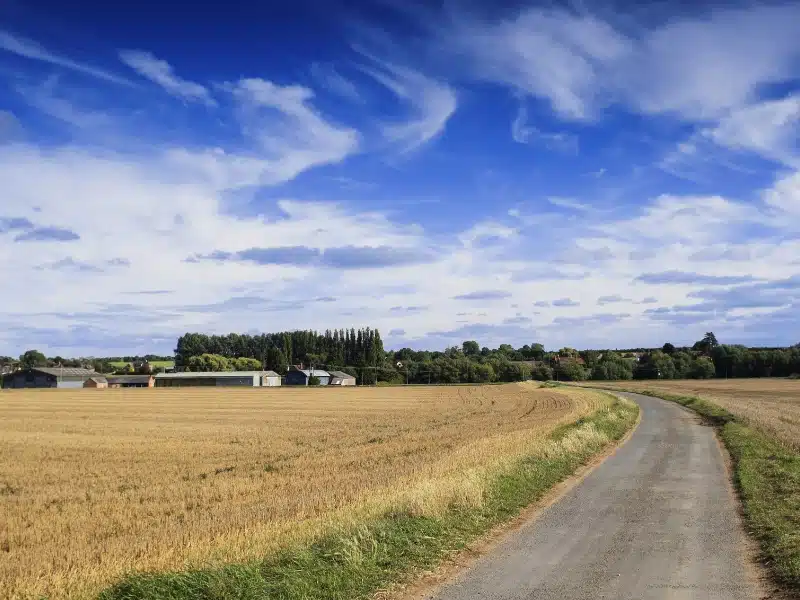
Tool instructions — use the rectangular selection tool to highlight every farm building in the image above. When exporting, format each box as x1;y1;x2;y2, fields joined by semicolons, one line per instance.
154;371;274;388
83;377;108;389
262;371;282;386
285;369;331;386
3;367;100;389
329;370;356;386
106;375;155;388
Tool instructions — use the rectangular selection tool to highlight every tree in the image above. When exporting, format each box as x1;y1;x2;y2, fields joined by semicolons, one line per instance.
233;357;261;371
662;343;676;355
186;353;232;372
530;343;546;361
555;360;588;381
530;362;553;381
690;356;716;379
462;340;480;356
693;332;719;355
19;350;47;369
308;375;321;386
497;344;515;356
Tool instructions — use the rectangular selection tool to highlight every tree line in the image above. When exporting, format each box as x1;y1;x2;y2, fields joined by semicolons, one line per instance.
174;329;384;374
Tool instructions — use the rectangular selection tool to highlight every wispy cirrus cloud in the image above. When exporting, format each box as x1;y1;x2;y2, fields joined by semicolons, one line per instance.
636;271;757;285
0;30;134;86
310;62;363;103
357;50;457;152
189;245;436;269
119;50;215;105
453;290;512;301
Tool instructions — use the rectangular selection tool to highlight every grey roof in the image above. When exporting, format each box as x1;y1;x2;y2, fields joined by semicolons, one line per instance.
262;371;280;377
154;371;266;379
106;375;153;384
87;377;108;384
33;367;98;377
328;370;355;379
296;369;330;377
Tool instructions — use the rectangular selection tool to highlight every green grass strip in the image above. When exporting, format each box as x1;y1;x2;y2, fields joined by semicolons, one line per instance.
98;399;638;600
596;387;800;593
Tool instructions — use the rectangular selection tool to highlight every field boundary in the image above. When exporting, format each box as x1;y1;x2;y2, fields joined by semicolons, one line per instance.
97;394;639;600
579;385;800;597
385;395;643;600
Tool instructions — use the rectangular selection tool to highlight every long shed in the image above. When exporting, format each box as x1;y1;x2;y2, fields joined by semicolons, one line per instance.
154;371;271;387
3;367;100;389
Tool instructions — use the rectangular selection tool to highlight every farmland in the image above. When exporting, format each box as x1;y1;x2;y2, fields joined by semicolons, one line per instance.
584;378;800;450
0;383;616;600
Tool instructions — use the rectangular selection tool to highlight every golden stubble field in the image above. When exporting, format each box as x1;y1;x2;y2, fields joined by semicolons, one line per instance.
0;383;608;600
588;379;800;450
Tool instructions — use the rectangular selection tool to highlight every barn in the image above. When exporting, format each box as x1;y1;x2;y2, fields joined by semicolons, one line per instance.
261;371;282;386
106;375;155;388
329;370;356;386
285;369;331;386
154;371;271;387
83;377;108;389
3;367;100;389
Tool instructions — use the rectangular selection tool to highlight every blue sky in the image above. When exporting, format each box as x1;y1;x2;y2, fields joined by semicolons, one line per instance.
1;0;799;356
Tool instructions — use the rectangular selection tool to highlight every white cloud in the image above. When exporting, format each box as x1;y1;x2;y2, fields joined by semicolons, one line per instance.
615;4;800;120
119;50;215;105
0;30;134;86
706;95;800;166
448;9;629;119
445;4;800;123
357;51;457;152
225;78;360;185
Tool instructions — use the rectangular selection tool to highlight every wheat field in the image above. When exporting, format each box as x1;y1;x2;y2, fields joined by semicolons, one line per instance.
589;379;800;450
0;383;608;600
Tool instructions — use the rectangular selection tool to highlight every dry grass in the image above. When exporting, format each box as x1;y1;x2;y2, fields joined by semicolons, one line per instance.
588;379;800;450
0;383;607;600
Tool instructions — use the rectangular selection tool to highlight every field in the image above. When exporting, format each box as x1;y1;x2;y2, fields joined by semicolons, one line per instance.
586;379;800;450
0;383;611;600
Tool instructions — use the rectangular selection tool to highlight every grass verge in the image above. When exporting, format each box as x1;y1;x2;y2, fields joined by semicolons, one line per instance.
592;387;800;594
98;396;638;600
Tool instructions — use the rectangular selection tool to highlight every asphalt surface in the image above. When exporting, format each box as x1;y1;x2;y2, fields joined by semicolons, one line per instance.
431;392;759;600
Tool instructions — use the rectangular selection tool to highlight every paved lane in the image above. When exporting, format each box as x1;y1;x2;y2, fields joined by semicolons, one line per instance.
432;392;759;600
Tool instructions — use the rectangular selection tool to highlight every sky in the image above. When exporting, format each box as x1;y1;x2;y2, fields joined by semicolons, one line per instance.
0;0;799;356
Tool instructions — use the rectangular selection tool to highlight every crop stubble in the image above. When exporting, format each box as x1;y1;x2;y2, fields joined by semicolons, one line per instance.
592;379;800;450
0;383;607;600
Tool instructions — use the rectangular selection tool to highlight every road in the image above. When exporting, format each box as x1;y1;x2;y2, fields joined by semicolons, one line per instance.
431;392;760;600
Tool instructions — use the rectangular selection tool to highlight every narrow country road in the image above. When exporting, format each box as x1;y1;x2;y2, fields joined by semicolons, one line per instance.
431;392;760;600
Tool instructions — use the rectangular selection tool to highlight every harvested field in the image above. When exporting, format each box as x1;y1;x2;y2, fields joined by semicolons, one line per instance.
0;383;608;600
587;379;800;450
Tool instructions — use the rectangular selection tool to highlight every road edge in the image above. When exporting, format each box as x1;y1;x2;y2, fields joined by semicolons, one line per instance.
383;394;642;600
581;385;800;599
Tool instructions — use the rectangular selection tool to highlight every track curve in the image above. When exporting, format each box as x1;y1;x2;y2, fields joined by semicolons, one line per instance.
431;392;760;600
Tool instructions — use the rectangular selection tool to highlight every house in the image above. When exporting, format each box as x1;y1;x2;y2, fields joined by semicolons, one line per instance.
285;369;331;386
261;371;282;386
154;371;272;387
328;370;356;386
3;367;99;389
106;374;155;388
83;377;108;389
